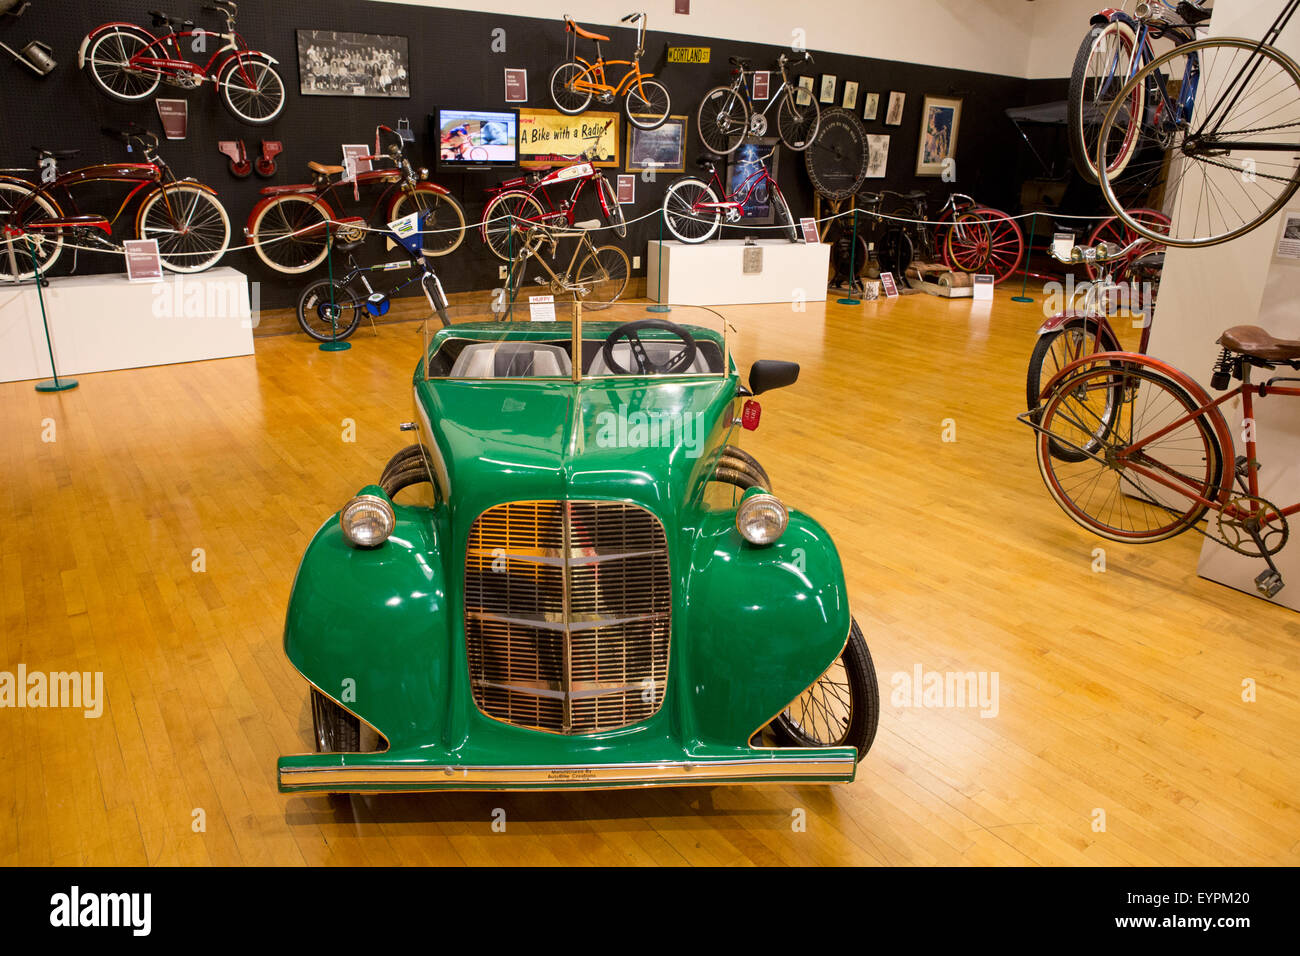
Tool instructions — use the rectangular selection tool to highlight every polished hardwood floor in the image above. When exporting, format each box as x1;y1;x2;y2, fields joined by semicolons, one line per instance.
3;286;1298;866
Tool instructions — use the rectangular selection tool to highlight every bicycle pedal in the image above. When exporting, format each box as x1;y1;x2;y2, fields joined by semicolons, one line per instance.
1235;455;1257;478
1255;568;1284;599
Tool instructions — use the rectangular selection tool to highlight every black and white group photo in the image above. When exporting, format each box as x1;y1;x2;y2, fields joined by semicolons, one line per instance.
296;30;411;98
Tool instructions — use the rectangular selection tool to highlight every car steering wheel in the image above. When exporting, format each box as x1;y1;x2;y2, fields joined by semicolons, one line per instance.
600;319;698;375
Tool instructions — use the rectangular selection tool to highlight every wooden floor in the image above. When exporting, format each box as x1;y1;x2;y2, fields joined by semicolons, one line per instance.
3;286;1298;866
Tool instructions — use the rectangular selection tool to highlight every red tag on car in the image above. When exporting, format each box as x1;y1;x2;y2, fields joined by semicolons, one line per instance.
741;400;761;431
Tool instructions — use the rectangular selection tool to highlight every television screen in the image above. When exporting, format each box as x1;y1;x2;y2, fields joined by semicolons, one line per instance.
436;109;519;167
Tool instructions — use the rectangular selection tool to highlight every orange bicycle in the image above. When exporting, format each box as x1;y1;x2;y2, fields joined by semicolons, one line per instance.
549;12;670;130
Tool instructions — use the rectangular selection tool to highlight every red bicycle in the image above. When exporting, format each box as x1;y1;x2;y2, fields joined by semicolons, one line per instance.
479;158;625;261
660;153;797;243
79;1;285;125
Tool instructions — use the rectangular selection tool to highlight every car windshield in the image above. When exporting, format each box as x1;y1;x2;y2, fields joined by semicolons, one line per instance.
422;302;732;381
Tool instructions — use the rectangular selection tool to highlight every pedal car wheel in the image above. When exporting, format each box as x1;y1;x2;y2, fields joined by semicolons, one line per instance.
296;278;361;342
310;688;359;753
770;618;878;761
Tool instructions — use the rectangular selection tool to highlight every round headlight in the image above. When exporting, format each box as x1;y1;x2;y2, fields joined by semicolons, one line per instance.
736;492;788;545
340;494;395;548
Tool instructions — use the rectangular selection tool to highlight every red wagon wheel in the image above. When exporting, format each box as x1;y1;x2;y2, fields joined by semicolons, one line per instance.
1085;207;1171;280
943;206;1024;284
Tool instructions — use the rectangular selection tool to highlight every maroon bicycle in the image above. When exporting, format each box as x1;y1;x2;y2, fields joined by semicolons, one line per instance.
78;1;285;125
660;153;797;243
479;157;626;261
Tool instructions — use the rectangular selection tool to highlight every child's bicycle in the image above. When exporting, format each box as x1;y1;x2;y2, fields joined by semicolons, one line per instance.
295;211;450;343
549;12;670;130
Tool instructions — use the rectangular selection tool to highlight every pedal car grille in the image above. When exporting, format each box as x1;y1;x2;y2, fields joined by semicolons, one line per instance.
464;500;671;734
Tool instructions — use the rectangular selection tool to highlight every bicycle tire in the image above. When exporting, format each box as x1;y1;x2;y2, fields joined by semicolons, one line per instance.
597;175;627;238
218;56;286;125
776;89;820;151
0;181;64;281
137;184;231;273
390;185;467;258
625;78;671;130
770;186;798;242
1067;20;1141;184
697;86;750;155
480;191;546;261
1026;321;1123;463
662;178;721;243
549;61;593;114
575;244;630;309
248;194;333;274
85;27;161;102
297;278;362;342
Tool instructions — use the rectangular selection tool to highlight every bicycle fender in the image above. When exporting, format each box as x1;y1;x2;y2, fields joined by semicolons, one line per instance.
1039;350;1213;407
0;175;65;219
1092;9;1135;27
213;49;279;79
244;193;335;237
1037;312;1122;351
79;24;158;69
413;181;450;196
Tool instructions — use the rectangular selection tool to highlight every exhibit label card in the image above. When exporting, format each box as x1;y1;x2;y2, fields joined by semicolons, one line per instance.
751;71;769;100
1276;212;1300;259
155;99;188;140
124;239;164;282
617;174;635;204
799;217;819;244
880;271;899;298
504;68;528;103
972;274;995;300
529;294;556;322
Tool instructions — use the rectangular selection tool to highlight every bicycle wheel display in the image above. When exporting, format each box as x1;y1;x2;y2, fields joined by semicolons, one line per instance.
1036;360;1224;542
662;178;721;243
1098;36;1300;248
85;28;162;102
480;191;546;261
597;176;627;238
625;79;671;130
549;61;594;114
1067;20;1141;184
390;186;467;257
297;279;362;342
697;87;749;155
575;244;630;309
218;57;287;125
943;207;1024;284
137;185;231;273
248;195;332;274
770;188;798;241
0;181;63;281
776;91;820;151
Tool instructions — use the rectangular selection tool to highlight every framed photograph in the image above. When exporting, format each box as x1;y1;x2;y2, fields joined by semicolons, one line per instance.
916;94;962;176
297;30;410;98
842;81;859;112
865;134;890;178
796;75;815;107
626;115;688;174
819;74;837;104
863;92;879;121
726;138;781;224
885;91;905;126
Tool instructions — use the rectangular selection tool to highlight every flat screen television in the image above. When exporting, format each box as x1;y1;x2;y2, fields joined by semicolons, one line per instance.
432;108;519;169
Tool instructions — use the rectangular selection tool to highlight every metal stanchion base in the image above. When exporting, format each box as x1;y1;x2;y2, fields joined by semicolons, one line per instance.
1011;295;1035;303
645;304;671;313
836;297;861;305
35;378;78;392
319;341;351;352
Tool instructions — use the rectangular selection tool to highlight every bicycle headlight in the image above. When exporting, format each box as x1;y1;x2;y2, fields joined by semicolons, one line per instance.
340;493;395;548
736;491;788;545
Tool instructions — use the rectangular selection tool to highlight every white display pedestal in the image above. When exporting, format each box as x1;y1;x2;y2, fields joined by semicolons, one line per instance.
0;267;254;384
646;239;830;306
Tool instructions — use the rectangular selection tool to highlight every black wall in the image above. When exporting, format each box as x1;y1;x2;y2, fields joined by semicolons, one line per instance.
1;0;1044;309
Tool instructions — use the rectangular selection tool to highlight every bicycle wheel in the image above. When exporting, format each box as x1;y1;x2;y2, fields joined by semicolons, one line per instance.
218;57;286;125
1085;208;1170;280
944;207;1024;284
1067;20;1142;184
85;27;161;102
1036;359;1224;542
776;89;820;151
549;61;593;114
480;191;546;261
575;244;630;309
390;185;467;257
0;181;64;281
697;86;749;155
625;78;671;130
1099;36;1300;248
1026;323;1122;462
297;278;362;342
596;175;627;238
248;194;332;274
876;226;913;279
662;178;721;243
137;185;231;273
769;186;798;242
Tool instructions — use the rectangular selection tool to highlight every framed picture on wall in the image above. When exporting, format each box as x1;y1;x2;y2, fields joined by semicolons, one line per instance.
863;92;879;121
819;74;837;104
865;134;890;178
885;91;905;126
297;30;410;98
626;115;688;174
796;75;815;106
726;138;781;224
842;81;859;111
915;94;962;176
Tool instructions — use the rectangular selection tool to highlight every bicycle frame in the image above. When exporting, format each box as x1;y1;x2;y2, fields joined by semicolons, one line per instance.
695;161;776;215
1094;7;1202;131
729;59;799;120
12;163;164;227
494;165;610;229
515;227;600;293
77;24;263;88
562;15;657;102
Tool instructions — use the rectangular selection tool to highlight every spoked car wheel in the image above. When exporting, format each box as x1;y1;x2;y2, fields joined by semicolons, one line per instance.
297;279;362;342
85;28;162;102
248;195;332;274
137;185;231;273
662;178;721;242
625;79;671;129
575;244;630;309
770;618;878;761
310;688;383;754
697;86;750;155
0;181;64;281
218;57;287;125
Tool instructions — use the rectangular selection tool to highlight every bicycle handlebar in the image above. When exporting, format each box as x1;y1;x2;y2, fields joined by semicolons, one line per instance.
1049;236;1149;265
621;12;645;23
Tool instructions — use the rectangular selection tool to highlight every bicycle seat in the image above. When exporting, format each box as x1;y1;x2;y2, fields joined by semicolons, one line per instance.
728;56;752;69
308;161;345;175
696;154;722;169
565;18;610;42
30;146;80;159
891;189;927;201
858;190;883;205
1219;326;1300;363
149;10;193;29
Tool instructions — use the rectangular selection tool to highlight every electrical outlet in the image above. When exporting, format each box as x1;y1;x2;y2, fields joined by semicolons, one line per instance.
498;264;507;280
633;256;641;269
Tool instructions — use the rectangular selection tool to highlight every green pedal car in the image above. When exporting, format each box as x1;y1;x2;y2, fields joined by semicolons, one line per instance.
277;303;879;793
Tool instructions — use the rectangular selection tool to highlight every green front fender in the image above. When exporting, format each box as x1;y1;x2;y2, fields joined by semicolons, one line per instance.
283;496;450;752
682;509;851;745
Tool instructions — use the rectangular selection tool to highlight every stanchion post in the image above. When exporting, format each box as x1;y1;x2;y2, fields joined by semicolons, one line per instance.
29;237;78;393
646;206;670;314
836;208;862;305
320;227;351;351
1011;211;1036;304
